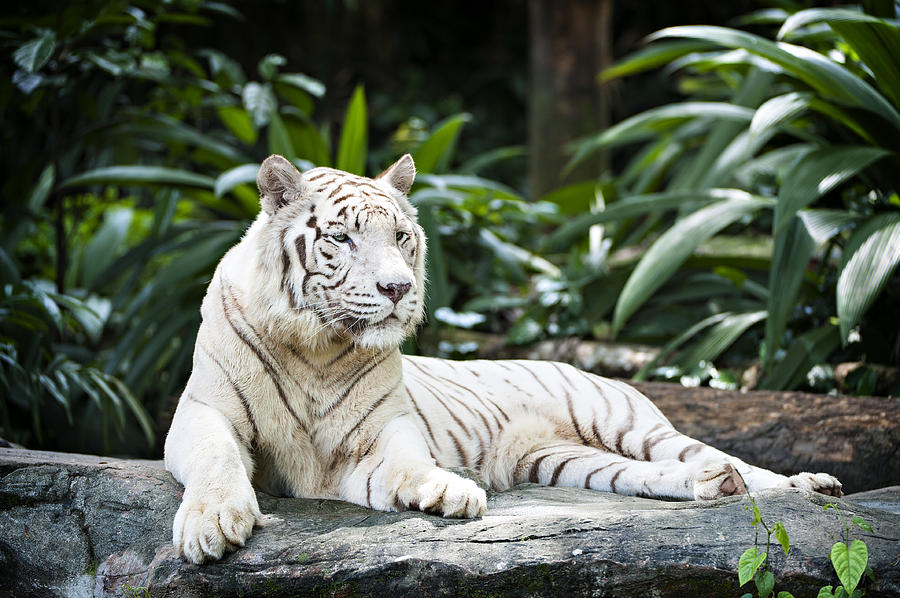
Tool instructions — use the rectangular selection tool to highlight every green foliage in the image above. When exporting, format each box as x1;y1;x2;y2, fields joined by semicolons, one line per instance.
558;3;900;389
738;496;876;598
0;0;548;453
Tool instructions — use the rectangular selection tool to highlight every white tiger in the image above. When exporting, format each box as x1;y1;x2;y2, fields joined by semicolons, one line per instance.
164;154;842;564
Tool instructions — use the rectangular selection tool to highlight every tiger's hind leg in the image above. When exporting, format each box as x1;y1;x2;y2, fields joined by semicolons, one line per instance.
513;442;746;501
642;430;842;497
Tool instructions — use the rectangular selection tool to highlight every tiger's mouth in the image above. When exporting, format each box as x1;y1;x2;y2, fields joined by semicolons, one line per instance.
336;312;401;336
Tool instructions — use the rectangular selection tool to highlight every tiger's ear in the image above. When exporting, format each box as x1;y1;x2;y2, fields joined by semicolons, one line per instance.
376;154;416;196
257;154;306;215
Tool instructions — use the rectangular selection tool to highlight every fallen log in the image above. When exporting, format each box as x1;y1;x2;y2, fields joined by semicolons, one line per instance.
1;448;898;597
633;381;900;494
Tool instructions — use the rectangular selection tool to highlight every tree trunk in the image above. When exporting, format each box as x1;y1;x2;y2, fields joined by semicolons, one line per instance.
528;0;612;198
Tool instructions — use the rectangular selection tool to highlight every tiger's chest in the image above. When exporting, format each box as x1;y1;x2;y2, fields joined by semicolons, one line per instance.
247;348;407;495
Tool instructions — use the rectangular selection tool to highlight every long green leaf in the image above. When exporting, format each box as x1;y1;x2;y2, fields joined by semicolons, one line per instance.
60;166;215;190
217;105;258;144
676;310;767;369
761;323;840;389
778;8;876;39
765;218;816;366
108;118;248;164
798;209;862;245
214;163;259;198
543;188;769;253
336;85;367;175
413;113;471;174
612;196;775;335
417;206;449;324
267;110;296;162
80;208;133;288
649;25;900;132
837;212;900;342
600;40;715;81
831;18;900;111
774;146;889;234
567;102;754;175
634;312;731;380
674;68;775;191
750;92;813;139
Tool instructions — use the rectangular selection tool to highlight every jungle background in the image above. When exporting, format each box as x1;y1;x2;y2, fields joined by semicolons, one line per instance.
1;0;898;457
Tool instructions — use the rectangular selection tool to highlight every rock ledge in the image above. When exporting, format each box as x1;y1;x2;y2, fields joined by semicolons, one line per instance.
1;448;898;597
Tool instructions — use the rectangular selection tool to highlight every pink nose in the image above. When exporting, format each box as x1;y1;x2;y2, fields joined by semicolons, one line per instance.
377;282;411;304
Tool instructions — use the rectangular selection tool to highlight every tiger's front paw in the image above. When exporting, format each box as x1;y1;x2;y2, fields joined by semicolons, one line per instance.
173;483;262;564
787;472;843;497
414;468;487;518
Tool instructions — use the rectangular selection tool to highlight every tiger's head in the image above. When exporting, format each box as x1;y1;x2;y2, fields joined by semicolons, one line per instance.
253;154;426;351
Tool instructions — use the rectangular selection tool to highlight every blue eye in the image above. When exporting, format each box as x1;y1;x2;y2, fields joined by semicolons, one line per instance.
396;231;407;243
331;233;351;243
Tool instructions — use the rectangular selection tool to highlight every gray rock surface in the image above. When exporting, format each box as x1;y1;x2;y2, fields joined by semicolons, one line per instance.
1;447;898;597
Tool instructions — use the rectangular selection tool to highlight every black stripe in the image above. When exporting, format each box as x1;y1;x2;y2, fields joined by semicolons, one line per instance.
447;429;468;467
220;282;307;435
306;172;335;182
331;193;355;206
590;420;614;453
550;456;579;486
407;359;508;428
584;461;624;489
678;443;704;462
430;368;511;425
366;458;384;508
407;389;437;448
509;361;554;398
615;408;635;456
642;427;678;461
529;453;550;483
407;377;470;435
315;358;384;417
551;364;591;445
609;466;627;493
343;382;399;442
185;393;248;446
200;346;260;446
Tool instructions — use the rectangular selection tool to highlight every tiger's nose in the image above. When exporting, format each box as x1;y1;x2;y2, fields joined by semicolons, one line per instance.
377;281;412;304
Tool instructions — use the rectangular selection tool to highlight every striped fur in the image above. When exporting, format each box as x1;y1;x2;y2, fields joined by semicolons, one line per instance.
164;154;842;564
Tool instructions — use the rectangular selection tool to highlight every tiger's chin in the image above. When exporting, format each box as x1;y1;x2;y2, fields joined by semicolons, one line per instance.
348;318;411;351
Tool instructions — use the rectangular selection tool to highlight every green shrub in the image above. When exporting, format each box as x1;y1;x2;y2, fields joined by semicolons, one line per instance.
552;3;900;389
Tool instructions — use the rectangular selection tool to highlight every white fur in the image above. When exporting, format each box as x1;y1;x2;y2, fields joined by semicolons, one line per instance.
165;155;842;564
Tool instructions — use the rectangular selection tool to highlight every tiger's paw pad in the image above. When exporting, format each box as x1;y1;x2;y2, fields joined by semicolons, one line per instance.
787;472;843;497
173;486;262;564
693;461;747;500
415;469;487;518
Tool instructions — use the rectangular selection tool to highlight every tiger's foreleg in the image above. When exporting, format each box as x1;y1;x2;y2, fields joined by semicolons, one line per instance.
340;417;487;517
515;442;748;500
164;398;263;564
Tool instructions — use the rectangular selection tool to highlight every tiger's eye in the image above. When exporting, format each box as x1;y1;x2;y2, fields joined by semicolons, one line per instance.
396;231;407;243
332;233;350;243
